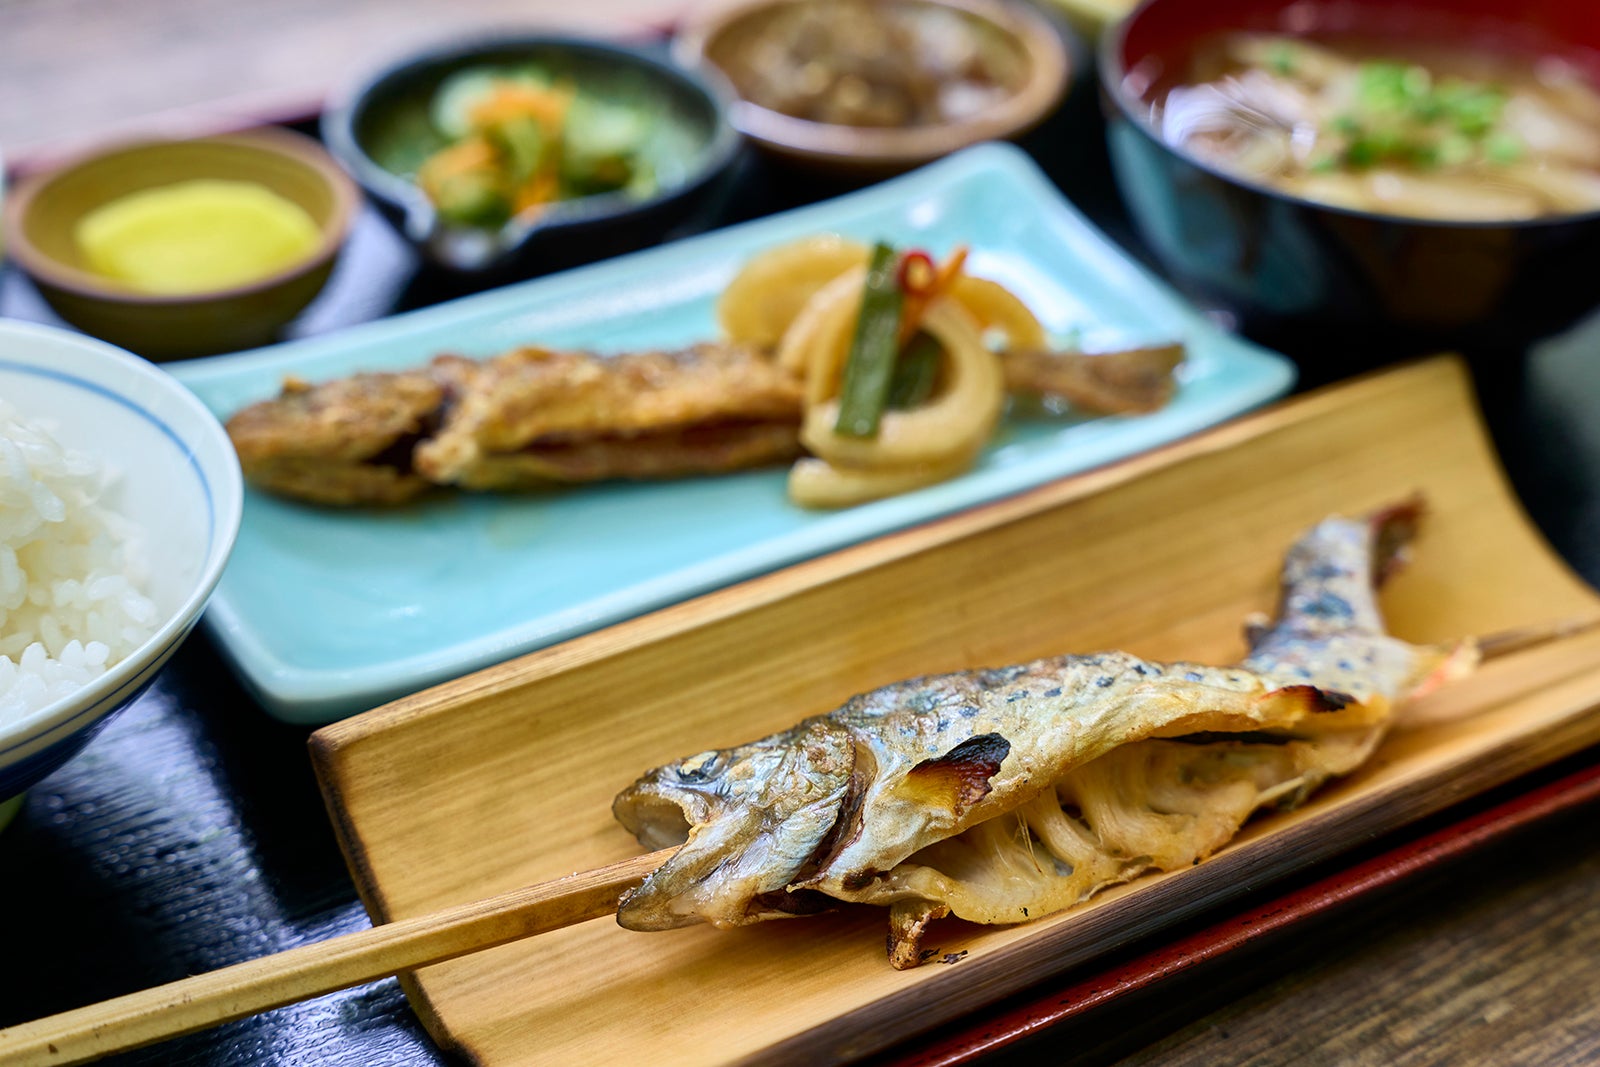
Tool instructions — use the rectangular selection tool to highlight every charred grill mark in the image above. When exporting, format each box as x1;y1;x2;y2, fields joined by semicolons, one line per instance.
1275;684;1356;713
898;733;1012;816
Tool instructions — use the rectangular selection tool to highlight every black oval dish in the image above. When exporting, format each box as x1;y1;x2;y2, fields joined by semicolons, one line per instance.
323;34;743;278
1099;0;1600;363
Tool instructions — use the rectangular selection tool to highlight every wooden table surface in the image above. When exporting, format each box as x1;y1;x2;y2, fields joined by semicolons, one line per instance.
1127;821;1600;1067
2;3;1600;1065
0;0;669;168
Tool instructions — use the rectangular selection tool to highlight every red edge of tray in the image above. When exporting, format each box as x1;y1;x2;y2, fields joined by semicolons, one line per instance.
882;754;1600;1066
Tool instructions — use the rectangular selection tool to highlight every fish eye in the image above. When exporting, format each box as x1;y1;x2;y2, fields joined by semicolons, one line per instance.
675;751;722;782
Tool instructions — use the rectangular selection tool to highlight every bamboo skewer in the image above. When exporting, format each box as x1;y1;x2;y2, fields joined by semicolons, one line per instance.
1474;616;1600;660
0;847;675;1067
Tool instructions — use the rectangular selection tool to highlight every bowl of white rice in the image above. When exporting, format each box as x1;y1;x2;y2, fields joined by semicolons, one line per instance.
0;319;242;811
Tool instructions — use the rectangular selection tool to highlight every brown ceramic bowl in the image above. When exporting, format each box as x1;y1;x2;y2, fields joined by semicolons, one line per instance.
675;0;1071;174
1;129;358;360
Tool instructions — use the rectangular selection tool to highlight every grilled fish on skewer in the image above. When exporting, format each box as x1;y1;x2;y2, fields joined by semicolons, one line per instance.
612;499;1475;967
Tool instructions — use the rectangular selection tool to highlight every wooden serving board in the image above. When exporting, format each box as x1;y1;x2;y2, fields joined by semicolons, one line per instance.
311;356;1600;1066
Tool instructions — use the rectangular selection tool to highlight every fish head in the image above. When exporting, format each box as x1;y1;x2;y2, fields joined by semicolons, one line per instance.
614;718;862;930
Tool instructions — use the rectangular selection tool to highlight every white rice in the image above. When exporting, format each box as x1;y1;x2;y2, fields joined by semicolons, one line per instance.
0;400;158;724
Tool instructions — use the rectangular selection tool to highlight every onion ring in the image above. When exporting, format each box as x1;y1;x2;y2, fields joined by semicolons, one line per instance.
948;275;1048;349
787;448;982;509
718;235;868;349
800;298;1004;469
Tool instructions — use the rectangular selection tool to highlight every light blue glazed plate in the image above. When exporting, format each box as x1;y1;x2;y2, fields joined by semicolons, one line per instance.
170;143;1295;724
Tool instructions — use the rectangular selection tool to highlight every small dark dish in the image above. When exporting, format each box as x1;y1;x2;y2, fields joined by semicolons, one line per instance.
323;35;741;274
1101;0;1600;356
676;0;1070;174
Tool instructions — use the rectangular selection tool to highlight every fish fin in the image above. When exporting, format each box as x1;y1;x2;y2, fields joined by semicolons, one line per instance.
787;739;878;889
1369;494;1425;586
894;732;1012;818
1405;639;1481;700
887;899;950;970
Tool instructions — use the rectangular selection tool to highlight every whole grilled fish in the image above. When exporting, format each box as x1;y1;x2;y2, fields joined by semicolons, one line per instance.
612;500;1476;967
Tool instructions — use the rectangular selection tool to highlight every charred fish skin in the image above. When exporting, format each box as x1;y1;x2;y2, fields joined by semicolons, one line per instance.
614;651;1380;932
612;502;1468;964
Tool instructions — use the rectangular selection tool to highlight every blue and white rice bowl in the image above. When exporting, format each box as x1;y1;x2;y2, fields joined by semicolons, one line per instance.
0;320;241;810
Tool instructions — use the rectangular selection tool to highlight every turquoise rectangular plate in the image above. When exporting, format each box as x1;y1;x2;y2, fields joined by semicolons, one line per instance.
170;143;1295;723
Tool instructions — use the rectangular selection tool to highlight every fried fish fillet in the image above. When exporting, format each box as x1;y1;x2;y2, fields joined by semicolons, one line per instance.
224;370;449;506
413;343;805;490
225;332;1182;506
612;500;1475;966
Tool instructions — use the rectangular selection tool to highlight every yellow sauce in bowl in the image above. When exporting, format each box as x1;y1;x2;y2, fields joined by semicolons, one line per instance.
75;180;322;295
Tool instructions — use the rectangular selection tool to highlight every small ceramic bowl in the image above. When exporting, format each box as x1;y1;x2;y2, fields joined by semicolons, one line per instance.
1;129;358;360
323;35;742;274
675;0;1071;174
0;320;243;813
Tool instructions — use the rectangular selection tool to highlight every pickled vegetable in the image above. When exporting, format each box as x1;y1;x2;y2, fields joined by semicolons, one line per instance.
75;180;321;295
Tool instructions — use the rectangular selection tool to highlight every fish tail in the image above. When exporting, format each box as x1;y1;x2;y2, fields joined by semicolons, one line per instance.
1254;496;1424;646
1368;493;1425;588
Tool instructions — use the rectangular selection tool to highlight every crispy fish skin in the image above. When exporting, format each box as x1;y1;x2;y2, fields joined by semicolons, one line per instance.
225;370;448;506
613;501;1471;963
413;342;804;489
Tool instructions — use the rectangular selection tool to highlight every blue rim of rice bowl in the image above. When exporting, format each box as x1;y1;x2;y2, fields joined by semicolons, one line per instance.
0;360;216;546
0;352;228;764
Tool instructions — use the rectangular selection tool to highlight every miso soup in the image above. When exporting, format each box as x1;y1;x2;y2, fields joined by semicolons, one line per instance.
1154;33;1600;220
